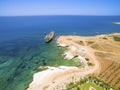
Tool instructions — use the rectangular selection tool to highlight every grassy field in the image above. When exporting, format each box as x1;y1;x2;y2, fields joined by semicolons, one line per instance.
66;76;113;90
80;82;104;90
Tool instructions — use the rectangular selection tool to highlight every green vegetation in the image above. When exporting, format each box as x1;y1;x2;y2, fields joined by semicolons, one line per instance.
80;41;83;43
87;41;95;45
102;37;108;40
87;62;94;66
72;58;82;67
66;76;115;90
79;41;84;45
113;36;120;42
66;82;76;89
85;58;89;61
81;82;104;90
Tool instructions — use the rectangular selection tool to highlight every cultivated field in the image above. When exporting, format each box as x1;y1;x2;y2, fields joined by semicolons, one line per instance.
85;33;120;89
59;33;120;89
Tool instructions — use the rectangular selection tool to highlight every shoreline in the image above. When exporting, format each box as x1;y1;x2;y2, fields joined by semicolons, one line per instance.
27;33;120;90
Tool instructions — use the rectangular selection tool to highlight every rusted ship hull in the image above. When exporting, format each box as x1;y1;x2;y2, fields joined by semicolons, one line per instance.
44;31;54;43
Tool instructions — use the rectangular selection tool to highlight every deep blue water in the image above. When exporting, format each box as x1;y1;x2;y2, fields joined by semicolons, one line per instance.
0;16;120;90
0;16;120;41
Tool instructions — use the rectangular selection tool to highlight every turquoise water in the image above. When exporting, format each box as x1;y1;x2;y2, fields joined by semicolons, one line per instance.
0;37;78;90
0;16;120;90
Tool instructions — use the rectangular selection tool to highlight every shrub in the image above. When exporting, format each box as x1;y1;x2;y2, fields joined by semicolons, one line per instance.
113;36;120;42
87;62;94;66
87;41;95;45
85;58;89;61
103;37;108;40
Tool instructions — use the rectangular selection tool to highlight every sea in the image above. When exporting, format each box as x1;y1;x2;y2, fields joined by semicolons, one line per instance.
0;16;120;90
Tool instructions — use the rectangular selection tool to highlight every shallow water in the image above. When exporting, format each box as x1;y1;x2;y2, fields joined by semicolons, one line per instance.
0;36;78;90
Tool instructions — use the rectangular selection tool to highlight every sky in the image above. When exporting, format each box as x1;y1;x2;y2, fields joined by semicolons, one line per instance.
0;0;120;16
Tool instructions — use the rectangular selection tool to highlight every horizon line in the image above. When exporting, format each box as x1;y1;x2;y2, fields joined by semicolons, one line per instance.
0;14;120;17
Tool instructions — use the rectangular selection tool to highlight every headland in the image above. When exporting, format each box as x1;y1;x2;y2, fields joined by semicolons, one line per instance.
27;33;120;90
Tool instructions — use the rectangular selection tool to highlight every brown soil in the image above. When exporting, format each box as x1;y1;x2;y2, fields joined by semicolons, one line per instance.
60;33;120;89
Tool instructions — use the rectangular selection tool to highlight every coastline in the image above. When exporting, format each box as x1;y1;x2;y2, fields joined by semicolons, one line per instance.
27;33;120;90
0;16;120;90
